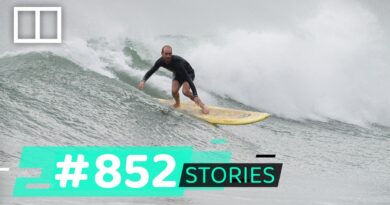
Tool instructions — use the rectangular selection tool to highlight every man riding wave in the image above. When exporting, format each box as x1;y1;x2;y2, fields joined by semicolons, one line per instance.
138;45;209;114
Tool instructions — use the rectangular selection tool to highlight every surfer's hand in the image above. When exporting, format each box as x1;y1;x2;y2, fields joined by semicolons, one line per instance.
138;81;145;90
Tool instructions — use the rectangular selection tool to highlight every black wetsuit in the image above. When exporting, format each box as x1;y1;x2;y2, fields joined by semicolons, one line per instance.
142;55;198;97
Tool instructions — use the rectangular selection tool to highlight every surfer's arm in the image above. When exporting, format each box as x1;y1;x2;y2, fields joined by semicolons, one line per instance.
142;59;161;82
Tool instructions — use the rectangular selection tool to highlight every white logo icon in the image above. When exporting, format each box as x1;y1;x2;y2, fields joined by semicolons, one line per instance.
14;7;62;43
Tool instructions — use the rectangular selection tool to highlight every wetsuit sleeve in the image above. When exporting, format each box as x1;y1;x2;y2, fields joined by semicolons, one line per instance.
181;66;198;97
142;59;161;82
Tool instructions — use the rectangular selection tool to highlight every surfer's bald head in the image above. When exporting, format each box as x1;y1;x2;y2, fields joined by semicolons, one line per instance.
161;45;172;54
161;45;173;64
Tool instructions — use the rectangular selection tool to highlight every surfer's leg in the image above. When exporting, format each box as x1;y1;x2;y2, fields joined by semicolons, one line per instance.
182;82;195;101
171;80;180;107
182;81;209;114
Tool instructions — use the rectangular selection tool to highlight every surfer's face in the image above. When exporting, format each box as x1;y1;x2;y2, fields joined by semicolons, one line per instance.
162;48;172;64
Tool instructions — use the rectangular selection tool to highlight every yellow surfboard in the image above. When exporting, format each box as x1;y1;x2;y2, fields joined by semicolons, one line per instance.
156;98;270;125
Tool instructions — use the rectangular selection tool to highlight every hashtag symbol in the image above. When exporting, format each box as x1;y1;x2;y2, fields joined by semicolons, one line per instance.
55;154;89;188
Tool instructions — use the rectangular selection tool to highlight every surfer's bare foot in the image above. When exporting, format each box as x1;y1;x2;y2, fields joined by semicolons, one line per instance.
193;97;209;114
173;102;180;108
201;105;209;114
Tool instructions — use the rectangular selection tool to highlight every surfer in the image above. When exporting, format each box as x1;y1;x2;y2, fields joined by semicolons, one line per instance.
138;45;209;114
